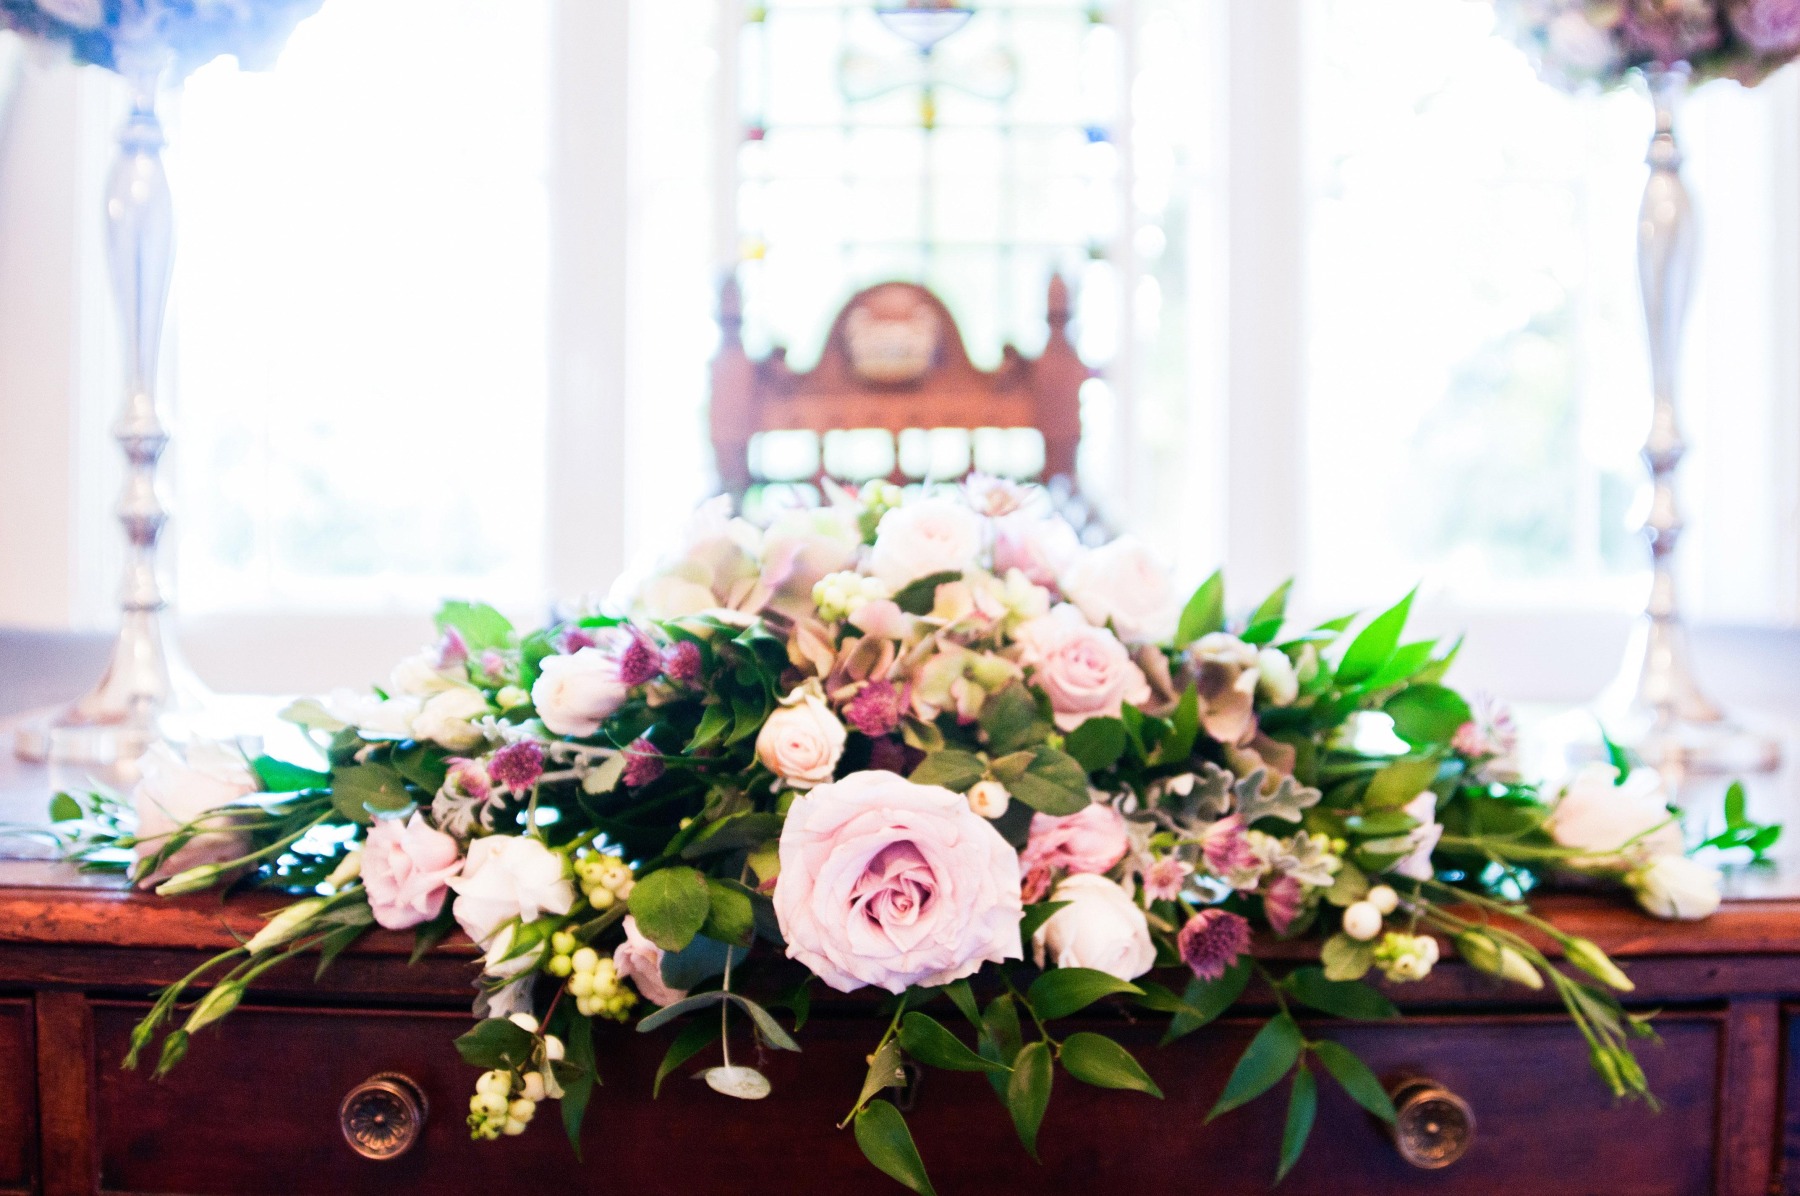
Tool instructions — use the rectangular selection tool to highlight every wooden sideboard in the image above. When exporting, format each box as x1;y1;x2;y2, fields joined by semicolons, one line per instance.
0;868;1797;1196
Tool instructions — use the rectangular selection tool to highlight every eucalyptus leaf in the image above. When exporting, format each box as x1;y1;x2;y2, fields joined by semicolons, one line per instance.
633;990;729;1036
652;1018;720;1098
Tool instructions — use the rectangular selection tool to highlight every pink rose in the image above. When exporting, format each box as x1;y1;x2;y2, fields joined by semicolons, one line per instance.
773;770;1023;993
362;812;463;930
992;512;1080;591
1019;802;1130;904
1014;605;1152;731
1731;0;1800;54
614;915;688;1007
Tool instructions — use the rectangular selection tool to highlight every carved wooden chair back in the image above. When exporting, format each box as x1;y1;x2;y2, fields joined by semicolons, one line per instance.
709;277;1089;501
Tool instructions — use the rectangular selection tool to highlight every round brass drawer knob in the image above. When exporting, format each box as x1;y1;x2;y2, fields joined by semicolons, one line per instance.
340;1072;429;1160
1388;1077;1475;1170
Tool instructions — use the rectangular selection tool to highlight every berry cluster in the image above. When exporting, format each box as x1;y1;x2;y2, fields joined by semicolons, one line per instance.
547;930;639;1021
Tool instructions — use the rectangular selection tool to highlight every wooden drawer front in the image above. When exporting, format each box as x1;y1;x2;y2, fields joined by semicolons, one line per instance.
93;1002;1719;1196
0;999;33;1194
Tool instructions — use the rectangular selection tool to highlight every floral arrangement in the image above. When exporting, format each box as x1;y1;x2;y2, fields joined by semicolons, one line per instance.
0;0;321;77
52;481;1761;1191
1496;0;1800;89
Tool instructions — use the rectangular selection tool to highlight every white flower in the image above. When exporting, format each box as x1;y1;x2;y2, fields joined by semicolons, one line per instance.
1031;873;1156;982
867;496;984;589
763;507;863;617
531;645;630;738
481;922;548;981
1628;855;1721;921
611;495;765;619
1256;648;1299;706
1390;791;1443;882
324;688;422;740
447;835;576;946
130;742;258;889
389;650;464;698
991;511;1081;590
1060;536;1181;645
755;682;847;790
1546;764;1684;863
1545;10;1623;77
410;687;493;752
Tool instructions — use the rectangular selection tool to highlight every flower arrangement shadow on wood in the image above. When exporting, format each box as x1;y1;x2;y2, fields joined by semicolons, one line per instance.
49;480;1773;1191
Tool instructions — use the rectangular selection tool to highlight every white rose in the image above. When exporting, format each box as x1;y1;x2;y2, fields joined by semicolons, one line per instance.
755;683;847;790
763;508;862;617
131;742;259;888
389;649;464;698
410;686;493;752
324;688;422;740
1031;873;1156;982
447;834;576;946
1546;10;1622;76
1257;648;1299;706
1547;764;1684;862
612;495;764;619
482;922;548;981
1628;854;1721;921
868;496;984;589
1060;536;1181;645
531;646;629;738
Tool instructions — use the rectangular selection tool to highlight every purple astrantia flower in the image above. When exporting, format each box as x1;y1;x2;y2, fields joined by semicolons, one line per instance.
1177;908;1251;981
662;640;702;684
616;630;664;687
842;680;906;738
488;741;545;794
444;757;492;801
1730;0;1800;53
866;736;913;775
559;627;597;653
431;628;469;670
1142;856;1194;903
622;738;665;788
1202;815;1260;884
1621;0;1722;62
1262;875;1304;935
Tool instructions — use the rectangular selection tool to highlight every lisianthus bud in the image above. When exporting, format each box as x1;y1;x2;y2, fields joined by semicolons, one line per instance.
1628;854;1722;921
324;849;363;890
183;982;245;1034
1564;936;1633;992
245;897;329;955
153;862;228;896
1457;932;1541;989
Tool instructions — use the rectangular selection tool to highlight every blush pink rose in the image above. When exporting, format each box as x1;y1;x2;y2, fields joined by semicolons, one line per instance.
362;812;463;930
614;915;688;1007
773;770;1024;993
1018;801;1130;902
1014;605;1151;731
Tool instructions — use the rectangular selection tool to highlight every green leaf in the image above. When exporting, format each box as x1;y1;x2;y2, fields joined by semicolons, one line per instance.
251;756;331;793
627;867;713;953
659;935;747;992
1176;569;1225;647
852;1038;909;1120
1059;1032;1163;1098
1383;684;1473;748
1364;757;1439;810
908;750;986;793
855;1100;937;1196
329;762;412;825
1062;717;1127;772
1006;1041;1054;1160
701;878;757;948
1725;781;1747;827
1334;587;1416;686
900;1012;1009;1074
732;994;801;1052
1277;1063;1318;1183
982;995;1023;1065
1283;967;1399;1021
560;1011;596;1153
943;980;981;1031
1320;933;1376;982
652;1019;720;1098
689;703;733;752
633;990;729;1036
1312;1039;1397;1123
1019;900;1070;944
388;742;449;794
435;599;514;651
891;571;961;617
1159;684;1201;765
1602;728;1633;779
1006;748;1090;816
1242;579;1293;645
1346;811;1420;838
48;793;82;823
980;683;1050;755
454;1017;537;1070
1163;957;1253;1045
681;812;787;859
1208;1013;1304;1120
1026;967;1143;1021
1362;640;1438;692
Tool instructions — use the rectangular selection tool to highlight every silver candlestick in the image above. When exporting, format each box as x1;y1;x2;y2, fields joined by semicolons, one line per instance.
15;49;210;777
1597;64;1779;779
